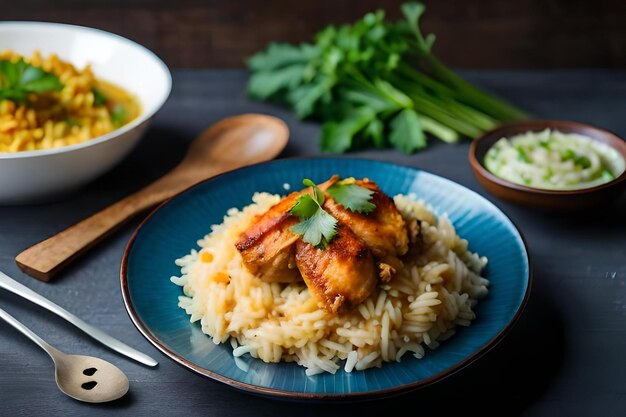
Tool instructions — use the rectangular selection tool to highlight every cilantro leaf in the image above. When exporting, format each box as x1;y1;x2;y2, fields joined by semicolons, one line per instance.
302;178;325;205
0;59;62;102
289;178;338;249
320;121;355;154
389;108;426;154
320;107;375;153
247;43;317;72
291;208;337;250
401;2;436;52
363;117;385;148
247;43;319;106
247;64;307;100
288;76;335;119
327;180;376;213
289;194;319;219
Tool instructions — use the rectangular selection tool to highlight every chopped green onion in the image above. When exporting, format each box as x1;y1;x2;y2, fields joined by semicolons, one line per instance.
92;87;107;106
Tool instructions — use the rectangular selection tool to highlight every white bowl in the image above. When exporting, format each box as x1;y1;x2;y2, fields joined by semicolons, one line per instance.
0;22;172;204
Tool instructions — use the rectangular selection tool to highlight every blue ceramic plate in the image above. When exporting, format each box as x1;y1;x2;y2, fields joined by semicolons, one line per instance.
121;158;531;400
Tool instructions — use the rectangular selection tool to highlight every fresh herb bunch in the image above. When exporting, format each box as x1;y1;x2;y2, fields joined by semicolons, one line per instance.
289;178;376;249
0;59;62;102
248;2;528;154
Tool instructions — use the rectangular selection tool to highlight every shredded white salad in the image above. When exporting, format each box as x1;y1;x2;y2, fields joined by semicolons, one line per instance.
484;129;625;190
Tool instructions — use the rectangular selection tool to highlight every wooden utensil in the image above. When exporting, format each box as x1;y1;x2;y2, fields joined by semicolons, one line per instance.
0;306;129;403
15;114;289;281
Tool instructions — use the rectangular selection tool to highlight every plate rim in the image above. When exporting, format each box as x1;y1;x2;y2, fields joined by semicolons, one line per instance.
120;156;533;401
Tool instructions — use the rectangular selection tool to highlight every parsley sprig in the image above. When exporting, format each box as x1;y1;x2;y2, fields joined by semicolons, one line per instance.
0;59;63;102
289;178;376;249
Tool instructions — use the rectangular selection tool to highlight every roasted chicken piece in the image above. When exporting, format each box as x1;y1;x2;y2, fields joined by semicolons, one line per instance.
235;176;412;313
322;179;409;280
235;178;338;283
295;224;377;313
234;191;301;283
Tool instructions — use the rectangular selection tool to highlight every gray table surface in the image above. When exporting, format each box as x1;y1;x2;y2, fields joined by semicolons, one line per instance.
0;69;625;417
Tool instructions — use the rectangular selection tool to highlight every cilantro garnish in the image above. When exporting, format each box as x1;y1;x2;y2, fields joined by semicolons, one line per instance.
289;178;376;249
290;179;337;249
247;2;528;154
0;59;62;102
326;178;376;213
291;208;338;250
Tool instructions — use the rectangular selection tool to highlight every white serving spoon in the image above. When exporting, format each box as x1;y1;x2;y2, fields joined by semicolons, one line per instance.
0;307;129;403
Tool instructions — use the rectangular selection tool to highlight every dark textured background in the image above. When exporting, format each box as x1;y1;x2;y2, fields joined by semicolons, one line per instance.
4;0;626;68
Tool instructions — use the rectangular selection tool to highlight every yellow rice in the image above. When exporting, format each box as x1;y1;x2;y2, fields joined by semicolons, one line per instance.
0;50;139;153
172;193;489;375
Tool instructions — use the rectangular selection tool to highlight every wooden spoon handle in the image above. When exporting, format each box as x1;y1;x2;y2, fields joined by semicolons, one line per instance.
15;187;165;281
15;156;255;281
14;165;209;281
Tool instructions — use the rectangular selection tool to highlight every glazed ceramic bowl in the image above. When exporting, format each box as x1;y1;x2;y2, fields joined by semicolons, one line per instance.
0;22;171;204
469;120;626;211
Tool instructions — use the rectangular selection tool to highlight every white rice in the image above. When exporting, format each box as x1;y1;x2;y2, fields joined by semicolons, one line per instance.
171;192;489;374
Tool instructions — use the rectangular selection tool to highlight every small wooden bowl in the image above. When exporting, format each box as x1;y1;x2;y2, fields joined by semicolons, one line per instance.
469;120;626;211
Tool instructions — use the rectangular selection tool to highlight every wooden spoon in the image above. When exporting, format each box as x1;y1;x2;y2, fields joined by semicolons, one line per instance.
0;306;129;403
16;114;289;281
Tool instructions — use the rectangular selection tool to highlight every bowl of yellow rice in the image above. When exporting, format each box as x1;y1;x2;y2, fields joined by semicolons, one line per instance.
0;22;171;203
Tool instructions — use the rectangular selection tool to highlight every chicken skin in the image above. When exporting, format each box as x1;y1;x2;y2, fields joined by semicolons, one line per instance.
323;179;409;280
295;225;377;313
234;178;338;283
234;191;301;283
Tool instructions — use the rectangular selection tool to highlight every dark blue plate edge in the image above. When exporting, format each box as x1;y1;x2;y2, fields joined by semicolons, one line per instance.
119;156;533;402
